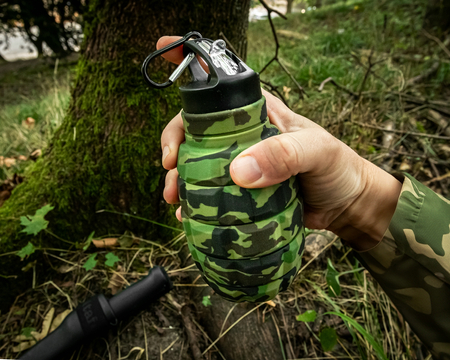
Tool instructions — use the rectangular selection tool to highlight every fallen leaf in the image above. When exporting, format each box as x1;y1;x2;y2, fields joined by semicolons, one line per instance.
92;237;118;248
283;86;291;100
277;29;308;40
0;156;16;168
40;307;55;339
30;149;42;160
50;310;71;333
18;155;28;161
108;265;125;295
265;300;276;307
399;160;411;171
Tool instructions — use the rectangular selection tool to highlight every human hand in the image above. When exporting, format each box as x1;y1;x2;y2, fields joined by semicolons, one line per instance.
158;36;402;251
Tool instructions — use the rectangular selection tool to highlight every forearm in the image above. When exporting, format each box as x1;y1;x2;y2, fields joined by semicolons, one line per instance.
354;174;450;358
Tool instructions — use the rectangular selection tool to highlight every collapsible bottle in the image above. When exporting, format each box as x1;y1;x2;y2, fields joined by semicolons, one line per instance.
142;32;305;302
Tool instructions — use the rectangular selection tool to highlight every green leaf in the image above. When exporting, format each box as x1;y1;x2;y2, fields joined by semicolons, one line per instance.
82;231;95;251
83;253;98;271
118;230;134;248
325;311;388;360
21;327;36;338
105;252;120;267
296;309;317;322
20;204;54;236
16;242;36;259
202;295;212;307
326;258;341;297
320;327;337;351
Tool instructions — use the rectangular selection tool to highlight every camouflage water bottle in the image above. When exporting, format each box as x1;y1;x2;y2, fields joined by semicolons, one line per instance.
142;32;305;302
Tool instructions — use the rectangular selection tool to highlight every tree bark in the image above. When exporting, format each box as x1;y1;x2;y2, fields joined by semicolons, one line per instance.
286;0;294;14
0;0;251;309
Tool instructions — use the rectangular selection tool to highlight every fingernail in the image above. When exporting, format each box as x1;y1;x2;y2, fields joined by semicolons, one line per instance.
232;156;262;184
162;146;170;165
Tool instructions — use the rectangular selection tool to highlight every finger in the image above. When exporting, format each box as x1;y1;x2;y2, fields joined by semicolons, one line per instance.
156;36;184;64
156;36;210;73
261;89;319;133
176;206;182;222
163;168;180;204
161;112;185;170
230;128;339;188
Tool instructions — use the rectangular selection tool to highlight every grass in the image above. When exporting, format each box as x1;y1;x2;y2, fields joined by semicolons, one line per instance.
1;0;449;359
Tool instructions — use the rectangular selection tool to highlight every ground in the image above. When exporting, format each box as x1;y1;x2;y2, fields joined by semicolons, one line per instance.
1;0;450;359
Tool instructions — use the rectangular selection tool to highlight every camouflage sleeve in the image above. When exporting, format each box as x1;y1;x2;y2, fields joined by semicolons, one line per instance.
355;173;450;359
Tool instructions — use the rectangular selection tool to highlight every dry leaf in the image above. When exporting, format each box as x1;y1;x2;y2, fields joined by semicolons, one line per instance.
0;156;16;168
399;160;411;171
12;340;37;353
283;86;291;100
22;117;35;129
92;237;118;248
265;300;276;307
18;155;28;161
31;149;42;159
108;265;125;295
50;310;71;333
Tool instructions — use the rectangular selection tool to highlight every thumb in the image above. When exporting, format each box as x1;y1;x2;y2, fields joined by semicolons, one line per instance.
230;129;333;188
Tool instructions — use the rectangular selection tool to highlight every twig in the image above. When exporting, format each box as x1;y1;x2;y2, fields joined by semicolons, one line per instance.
318;77;358;98
258;0;306;99
358;48;375;98
271;313;287;360
350;53;388;85
260;79;288;105
180;306;202;360
191;318;227;360
424;171;450;186
422;29;450;59
278;301;295;359
351;121;450;140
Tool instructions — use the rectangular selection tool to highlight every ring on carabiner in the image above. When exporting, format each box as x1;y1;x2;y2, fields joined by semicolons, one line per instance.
141;31;203;89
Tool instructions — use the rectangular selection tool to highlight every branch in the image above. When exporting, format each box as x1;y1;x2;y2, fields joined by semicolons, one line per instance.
352;121;450;140
422;29;450;59
260;79;288;105
258;0;306;100
318;77;358;98
406;61;440;87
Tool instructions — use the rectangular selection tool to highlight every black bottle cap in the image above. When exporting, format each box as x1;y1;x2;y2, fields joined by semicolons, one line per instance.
179;38;262;114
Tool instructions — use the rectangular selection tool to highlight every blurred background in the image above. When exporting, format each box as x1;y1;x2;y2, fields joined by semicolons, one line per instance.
1;1;449;359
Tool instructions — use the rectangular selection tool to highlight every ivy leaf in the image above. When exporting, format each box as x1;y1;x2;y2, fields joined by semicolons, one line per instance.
105;252;120;267
202;295;212;307
20;204;54;236
296;310;317;322
82;231;95;251
21;327;36;338
16;242;36;259
326;258;341;297
83;253;97;271
320;327;338;351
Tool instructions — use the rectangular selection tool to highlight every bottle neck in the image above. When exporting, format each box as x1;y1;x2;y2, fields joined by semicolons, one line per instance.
181;96;267;137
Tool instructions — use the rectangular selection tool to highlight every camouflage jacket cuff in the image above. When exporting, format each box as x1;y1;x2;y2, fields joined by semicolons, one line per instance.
355;173;450;358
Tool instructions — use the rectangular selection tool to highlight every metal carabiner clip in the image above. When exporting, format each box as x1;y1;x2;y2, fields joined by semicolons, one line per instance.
141;31;203;89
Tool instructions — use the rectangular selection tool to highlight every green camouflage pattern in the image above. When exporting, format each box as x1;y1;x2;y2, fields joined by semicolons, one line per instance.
178;97;304;302
357;174;450;359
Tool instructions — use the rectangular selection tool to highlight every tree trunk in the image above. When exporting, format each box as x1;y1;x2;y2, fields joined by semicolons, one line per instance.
286;0;294;14
0;0;251;308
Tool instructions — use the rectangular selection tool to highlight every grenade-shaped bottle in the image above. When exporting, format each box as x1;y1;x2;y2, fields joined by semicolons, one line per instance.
174;36;306;302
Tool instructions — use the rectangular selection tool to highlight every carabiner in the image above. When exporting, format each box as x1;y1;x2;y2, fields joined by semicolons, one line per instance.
141;31;202;89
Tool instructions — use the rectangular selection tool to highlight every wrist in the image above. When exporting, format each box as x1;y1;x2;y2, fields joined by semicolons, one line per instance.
328;160;402;251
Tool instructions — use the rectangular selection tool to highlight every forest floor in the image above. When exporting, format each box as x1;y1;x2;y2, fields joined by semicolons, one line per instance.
1;0;450;359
